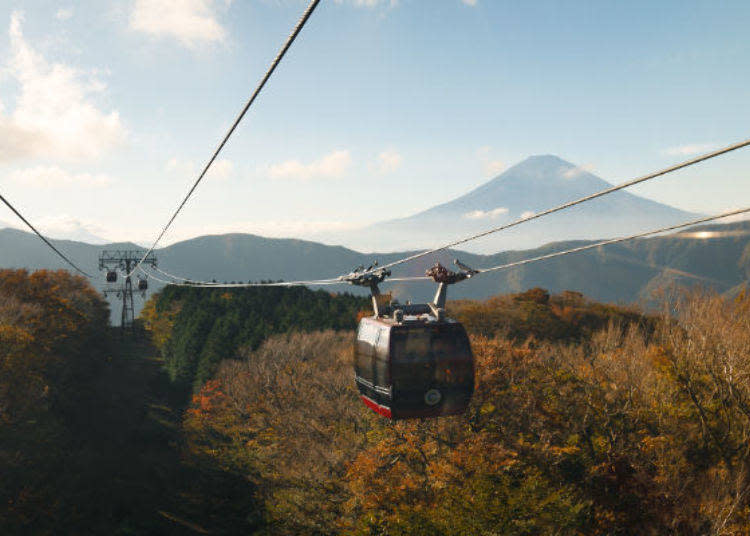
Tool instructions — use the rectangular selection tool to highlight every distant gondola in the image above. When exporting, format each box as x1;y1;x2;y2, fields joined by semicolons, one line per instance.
138;278;148;291
106;271;117;283
348;262;477;420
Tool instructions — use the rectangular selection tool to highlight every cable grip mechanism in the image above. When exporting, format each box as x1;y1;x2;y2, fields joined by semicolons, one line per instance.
340;261;392;316
426;259;478;318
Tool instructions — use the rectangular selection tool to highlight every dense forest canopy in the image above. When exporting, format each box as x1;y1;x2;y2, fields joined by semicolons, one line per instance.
3;272;750;534
141;285;368;391
186;290;750;534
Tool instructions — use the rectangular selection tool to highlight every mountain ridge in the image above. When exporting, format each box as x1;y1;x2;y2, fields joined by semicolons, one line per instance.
2;220;749;323
328;155;698;253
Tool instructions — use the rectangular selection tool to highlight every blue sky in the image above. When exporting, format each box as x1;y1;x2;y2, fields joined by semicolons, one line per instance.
0;0;748;245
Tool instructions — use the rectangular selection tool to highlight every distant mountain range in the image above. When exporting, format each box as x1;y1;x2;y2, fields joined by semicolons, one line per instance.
7;155;697;254
2;220;749;323
324;155;698;253
0;220;110;245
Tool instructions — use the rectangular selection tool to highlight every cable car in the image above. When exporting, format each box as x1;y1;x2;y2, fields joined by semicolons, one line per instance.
138;278;148;291
346;261;477;420
106;271;117;283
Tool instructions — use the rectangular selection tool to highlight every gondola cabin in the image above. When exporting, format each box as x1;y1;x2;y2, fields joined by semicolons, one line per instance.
138;278;148;291
347;261;478;420
106;271;117;283
354;310;474;419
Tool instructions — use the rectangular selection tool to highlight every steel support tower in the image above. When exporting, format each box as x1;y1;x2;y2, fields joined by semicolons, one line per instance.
99;250;157;330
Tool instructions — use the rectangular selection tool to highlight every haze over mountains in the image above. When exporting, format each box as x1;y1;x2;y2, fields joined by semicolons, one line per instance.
325;155;698;253
1;152;740;324
4;155;697;253
2;220;750;323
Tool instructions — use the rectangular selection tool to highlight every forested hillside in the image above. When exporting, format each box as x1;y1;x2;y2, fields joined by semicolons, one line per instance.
141;285;368;391
184;290;750;534
4;273;750;534
1;270;111;531
4;220;750;322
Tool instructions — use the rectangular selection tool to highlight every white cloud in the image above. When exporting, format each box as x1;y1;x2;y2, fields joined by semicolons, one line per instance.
461;0;478;6
521;210;535;219
8;165;113;188
663;143;717;157
55;8;74;21
208;158;233;180
130;0;228;48
476;145;491;158
37;215;109;243
0;12;124;163
476;146;505;177
166;156;232;181
562;163;595;179
483;159;505;177
464;207;508;220
375;149;402;174
165;156;197;178
268;150;352;181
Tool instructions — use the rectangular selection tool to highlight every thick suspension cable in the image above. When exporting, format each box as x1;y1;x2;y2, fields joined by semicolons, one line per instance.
128;0;321;278
377;208;750;282
474;207;750;274
142;209;750;289
152;265;194;282
140;265;346;288
356;138;750;277
149;263;427;287
0;190;92;277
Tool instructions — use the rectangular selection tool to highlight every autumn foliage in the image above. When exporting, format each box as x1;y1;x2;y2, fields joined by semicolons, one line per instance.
6;273;750;534
0;269;108;425
183;290;750;534
0;269;110;532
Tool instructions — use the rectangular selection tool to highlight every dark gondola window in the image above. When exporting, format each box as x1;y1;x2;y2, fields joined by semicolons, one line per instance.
374;327;390;387
355;321;378;384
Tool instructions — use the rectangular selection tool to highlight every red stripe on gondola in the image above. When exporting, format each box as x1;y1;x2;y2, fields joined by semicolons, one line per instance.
360;395;392;418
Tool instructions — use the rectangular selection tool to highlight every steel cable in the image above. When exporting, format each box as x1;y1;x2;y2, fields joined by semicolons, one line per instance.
127;0;322;278
0;190;93;277
354;138;750;277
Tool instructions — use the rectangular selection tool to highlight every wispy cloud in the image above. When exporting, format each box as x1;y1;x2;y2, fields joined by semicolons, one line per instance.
374;149;402;174
663;143;717;157
461;0;478;6
268;150;352;181
483;159;505;177
209;158;234;180
520;210;535;219
166;157;233;181
476;145;505;177
562;163;595;179
55;8;74;21
37;215;109;243
130;0;228;49
464;207;508;220
0;11;124;163
8;165;113;188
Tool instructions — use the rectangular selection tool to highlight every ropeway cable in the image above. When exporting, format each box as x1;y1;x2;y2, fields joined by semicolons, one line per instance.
151;263;420;286
141;209;750;288
0;190;93;278
472;207;750;275
152;265;194;282
127;0;322;279
352;138;750;278
369;207;750;282
139;265;346;288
